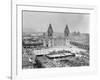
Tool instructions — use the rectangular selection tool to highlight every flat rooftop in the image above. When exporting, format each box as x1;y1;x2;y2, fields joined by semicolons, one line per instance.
32;46;86;56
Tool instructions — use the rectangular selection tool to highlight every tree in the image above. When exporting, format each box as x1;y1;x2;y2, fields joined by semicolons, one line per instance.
47;24;53;38
64;25;70;37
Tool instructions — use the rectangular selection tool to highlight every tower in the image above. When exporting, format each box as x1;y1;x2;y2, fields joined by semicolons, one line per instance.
64;25;70;38
47;24;53;47
64;25;70;46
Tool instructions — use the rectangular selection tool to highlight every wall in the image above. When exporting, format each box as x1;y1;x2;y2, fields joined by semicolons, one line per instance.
0;0;100;80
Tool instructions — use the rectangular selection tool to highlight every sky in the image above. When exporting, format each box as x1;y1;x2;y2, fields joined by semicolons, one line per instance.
23;11;90;33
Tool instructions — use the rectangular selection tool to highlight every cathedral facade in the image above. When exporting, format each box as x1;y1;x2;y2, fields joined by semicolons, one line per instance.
42;36;70;48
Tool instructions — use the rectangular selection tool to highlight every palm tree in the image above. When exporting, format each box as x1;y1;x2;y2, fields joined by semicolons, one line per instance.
64;25;70;37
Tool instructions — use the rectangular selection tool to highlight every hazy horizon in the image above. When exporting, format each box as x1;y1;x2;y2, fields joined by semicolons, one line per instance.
23;11;90;33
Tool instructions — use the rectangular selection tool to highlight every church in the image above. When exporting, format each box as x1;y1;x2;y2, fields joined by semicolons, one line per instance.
42;24;70;48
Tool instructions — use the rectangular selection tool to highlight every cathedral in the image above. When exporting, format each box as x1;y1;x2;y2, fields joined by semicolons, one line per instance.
42;24;70;48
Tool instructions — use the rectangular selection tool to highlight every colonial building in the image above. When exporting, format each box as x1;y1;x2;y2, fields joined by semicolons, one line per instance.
42;24;70;48
42;34;70;48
